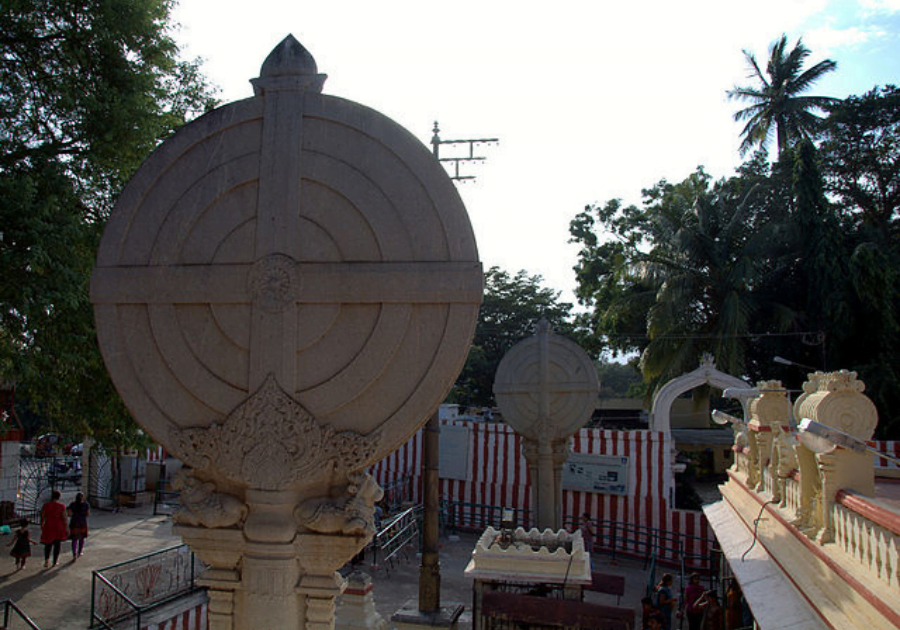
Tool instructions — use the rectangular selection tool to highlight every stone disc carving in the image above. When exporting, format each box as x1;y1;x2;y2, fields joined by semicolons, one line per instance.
91;37;482;490
493;320;599;440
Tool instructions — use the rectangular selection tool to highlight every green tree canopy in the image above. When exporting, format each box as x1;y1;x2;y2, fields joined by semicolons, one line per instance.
0;0;217;446
728;34;837;156
572;88;900;437
820;85;900;240
449;267;581;407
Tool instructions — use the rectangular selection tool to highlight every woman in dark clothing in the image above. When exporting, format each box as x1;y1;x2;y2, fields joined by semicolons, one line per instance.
40;490;68;567
67;492;90;561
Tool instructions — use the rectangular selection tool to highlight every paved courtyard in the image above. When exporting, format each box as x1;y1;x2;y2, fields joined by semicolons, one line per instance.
0;505;651;629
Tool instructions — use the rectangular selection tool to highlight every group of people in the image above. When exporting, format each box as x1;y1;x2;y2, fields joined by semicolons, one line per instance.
643;573;747;630
8;490;90;570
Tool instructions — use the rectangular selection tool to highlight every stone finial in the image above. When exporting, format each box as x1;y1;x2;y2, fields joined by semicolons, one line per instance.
821;369;866;394
749;380;789;428
251;34;327;95
795;370;877;441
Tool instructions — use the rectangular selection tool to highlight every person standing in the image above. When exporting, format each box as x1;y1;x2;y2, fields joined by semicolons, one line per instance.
725;580;743;629
67;492;90;561
683;573;705;630
579;512;594;554
8;519;35;570
40;490;68;567
695;590;724;630
654;573;678;630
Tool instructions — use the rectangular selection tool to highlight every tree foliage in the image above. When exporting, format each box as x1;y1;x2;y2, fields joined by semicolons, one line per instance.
572;87;900;437
449;267;581;407
0;0;217;446
728;34;837;156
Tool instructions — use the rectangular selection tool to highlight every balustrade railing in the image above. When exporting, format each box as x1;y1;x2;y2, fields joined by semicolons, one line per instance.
832;491;900;590
730;452;900;595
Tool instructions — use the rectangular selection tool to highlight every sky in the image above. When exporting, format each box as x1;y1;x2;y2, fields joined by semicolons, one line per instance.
172;0;900;304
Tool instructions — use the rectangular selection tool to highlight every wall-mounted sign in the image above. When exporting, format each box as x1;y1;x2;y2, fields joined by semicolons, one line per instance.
439;424;472;481
562;452;629;495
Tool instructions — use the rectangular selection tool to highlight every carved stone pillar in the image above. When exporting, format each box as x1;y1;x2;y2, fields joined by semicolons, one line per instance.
794;370;878;543
90;34;482;630
495;320;599;531
747;380;788;493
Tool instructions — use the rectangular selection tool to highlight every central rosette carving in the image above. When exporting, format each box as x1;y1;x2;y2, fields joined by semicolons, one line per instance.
248;253;299;313
171;374;380;490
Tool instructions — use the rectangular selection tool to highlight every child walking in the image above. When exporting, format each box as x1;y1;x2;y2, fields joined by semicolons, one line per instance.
8;519;35;570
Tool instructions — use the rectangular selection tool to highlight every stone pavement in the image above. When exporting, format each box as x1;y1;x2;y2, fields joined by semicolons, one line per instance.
0;506;651;629
0;504;178;630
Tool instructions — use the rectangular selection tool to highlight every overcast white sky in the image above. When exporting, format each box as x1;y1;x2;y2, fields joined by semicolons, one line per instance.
172;0;900;303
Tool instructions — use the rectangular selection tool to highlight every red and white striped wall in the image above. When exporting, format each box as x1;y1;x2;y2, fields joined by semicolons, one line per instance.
870;440;900;470
141;602;207;630
370;419;712;562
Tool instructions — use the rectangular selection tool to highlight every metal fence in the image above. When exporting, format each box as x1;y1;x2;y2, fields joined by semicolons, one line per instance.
370;505;421;572
90;544;201;629
1;598;41;629
153;479;179;516
16;457;82;522
441;501;533;533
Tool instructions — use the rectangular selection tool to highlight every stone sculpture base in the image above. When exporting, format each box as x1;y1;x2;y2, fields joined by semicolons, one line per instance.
336;571;387;630
178;525;368;630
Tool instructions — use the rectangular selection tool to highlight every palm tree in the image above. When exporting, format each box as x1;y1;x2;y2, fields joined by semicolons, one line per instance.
729;35;837;156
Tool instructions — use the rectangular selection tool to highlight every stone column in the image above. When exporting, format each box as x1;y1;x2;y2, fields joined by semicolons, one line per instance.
494;320;599;531
91;34;482;630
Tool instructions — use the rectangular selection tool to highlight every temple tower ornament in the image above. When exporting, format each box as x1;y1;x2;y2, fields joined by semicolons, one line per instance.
91;35;482;630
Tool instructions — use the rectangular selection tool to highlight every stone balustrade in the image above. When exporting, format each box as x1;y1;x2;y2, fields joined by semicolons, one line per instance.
832;491;900;590
722;371;900;594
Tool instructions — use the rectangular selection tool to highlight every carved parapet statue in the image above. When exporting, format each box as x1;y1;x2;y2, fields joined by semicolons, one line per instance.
790;372;826;533
795;370;878;543
747;381;789;491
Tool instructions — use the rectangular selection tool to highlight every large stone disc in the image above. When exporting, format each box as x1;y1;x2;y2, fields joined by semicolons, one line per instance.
91;37;482;490
493;321;599;440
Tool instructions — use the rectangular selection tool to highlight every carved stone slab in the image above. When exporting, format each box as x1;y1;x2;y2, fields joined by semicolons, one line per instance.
493;320;599;441
90;36;482;493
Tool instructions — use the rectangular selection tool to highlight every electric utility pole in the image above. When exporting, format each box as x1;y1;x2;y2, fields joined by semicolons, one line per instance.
417;121;497;619
431;121;499;182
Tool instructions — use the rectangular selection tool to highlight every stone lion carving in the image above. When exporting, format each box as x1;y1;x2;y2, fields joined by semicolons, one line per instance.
172;469;248;528
295;472;384;536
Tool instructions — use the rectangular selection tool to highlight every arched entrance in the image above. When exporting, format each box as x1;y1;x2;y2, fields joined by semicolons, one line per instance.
650;354;752;504
650;354;752;436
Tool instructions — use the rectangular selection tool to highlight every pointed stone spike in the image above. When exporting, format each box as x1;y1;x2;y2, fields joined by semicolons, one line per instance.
260;34;318;77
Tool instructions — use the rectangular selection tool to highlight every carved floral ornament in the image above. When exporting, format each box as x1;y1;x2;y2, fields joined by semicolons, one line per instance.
170;374;380;491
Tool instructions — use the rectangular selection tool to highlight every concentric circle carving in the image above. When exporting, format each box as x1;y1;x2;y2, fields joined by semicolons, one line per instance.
91;84;482;485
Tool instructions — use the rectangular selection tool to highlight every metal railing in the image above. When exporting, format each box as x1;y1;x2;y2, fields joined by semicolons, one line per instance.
370;505;421;571
442;501;533;533
153;479;179;516
1;599;41;629
90;544;201;629
380;475;415;513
